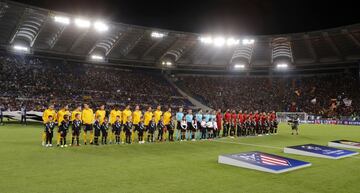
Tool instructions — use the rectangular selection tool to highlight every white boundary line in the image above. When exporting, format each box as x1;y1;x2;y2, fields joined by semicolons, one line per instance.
213;139;283;150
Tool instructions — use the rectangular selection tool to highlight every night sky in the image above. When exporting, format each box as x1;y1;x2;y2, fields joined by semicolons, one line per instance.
12;0;360;35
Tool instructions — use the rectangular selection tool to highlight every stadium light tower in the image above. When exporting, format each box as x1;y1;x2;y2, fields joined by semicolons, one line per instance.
54;16;70;25
74;18;91;28
94;21;109;32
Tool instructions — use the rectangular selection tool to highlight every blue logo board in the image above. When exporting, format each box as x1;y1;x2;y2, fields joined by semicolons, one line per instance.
218;151;311;173
285;144;358;159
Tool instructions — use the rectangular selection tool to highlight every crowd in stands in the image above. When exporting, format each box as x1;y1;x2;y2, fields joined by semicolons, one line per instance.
176;73;360;119
1;51;359;120
0;53;192;111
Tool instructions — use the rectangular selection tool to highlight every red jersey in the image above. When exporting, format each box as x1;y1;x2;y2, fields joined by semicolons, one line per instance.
254;113;260;122
224;112;231;122
238;113;244;123
231;113;237;124
216;113;223;129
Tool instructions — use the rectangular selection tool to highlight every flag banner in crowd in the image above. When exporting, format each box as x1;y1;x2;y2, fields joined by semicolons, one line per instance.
284;144;358;159
343;98;352;107
328;140;360;150
218;151;311;174
2;111;42;122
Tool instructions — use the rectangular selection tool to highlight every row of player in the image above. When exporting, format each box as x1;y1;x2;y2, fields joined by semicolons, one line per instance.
41;104;278;147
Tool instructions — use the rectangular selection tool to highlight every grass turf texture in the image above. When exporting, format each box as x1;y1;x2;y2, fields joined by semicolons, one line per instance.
0;122;359;193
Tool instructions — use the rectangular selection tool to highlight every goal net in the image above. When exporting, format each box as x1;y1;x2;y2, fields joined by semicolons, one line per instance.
276;112;308;123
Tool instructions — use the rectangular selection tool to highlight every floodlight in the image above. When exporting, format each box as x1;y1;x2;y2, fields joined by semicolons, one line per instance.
151;32;165;38
94;21;109;32
54;16;70;25
234;64;245;69
13;45;29;52
200;36;213;44
213;37;225;47
91;54;104;60
276;63;288;69
227;38;240;46
242;39;255;45
74;18;91;28
166;61;172;66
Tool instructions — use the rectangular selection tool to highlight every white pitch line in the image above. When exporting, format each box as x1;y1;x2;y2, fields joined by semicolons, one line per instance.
213;139;283;150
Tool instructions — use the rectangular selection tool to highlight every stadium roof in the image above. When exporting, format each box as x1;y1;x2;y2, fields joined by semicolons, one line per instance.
1;0;360;71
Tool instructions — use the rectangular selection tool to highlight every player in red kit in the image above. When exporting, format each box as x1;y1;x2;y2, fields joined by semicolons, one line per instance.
215;109;223;138
223;109;231;137
230;110;237;138
237;110;244;137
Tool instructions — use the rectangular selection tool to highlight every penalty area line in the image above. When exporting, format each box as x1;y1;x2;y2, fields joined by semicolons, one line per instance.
213;139;283;150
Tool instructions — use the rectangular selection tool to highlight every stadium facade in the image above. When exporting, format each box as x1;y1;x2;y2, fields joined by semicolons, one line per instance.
0;0;359;75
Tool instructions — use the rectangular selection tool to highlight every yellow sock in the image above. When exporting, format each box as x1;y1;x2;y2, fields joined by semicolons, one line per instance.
56;133;61;145
42;132;46;143
90;132;94;143
83;133;87;144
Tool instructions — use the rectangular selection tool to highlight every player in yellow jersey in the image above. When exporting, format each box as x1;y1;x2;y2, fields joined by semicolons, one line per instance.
82;104;94;145
132;105;142;143
42;104;56;146
121;105;132;143
109;105;122;144
154;105;163;124
163;108;172;141
95;104;106;124
71;105;82;122
143;106;153;142
56;105;70;146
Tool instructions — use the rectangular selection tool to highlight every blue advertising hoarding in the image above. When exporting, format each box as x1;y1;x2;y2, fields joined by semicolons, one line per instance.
218;151;311;174
284;144;358;159
328;140;360;150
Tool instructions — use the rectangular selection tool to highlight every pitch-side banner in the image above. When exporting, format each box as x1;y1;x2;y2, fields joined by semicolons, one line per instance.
2;111;43;122
284;144;358;159
218;151;311;174
301;120;360;126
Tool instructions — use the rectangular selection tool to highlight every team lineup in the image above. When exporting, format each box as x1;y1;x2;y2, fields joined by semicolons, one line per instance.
42;104;279;147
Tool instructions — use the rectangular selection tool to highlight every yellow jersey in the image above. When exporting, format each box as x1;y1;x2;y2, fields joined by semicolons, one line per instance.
71;110;82;121
122;109;132;124
42;109;56;123
57;109;70;126
82;108;94;124
132;110;142;125
144;111;153;126
110;110;122;124
95;110;106;124
163;111;172;125
154;110;163;124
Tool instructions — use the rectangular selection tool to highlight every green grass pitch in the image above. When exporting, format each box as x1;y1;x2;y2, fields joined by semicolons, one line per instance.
0;122;359;193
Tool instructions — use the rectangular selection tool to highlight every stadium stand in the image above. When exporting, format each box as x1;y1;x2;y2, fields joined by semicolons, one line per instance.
175;73;360;118
0;53;193;111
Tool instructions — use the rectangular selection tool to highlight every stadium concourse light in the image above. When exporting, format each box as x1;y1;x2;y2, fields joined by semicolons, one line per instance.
13;45;29;52
242;39;255;45
93;21;109;32
54;16;70;25
151;31;165;38
234;64;245;69
276;63;288;69
74;18;91;28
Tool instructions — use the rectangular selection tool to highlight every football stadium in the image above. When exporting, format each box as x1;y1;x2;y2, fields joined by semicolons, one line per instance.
0;1;360;193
